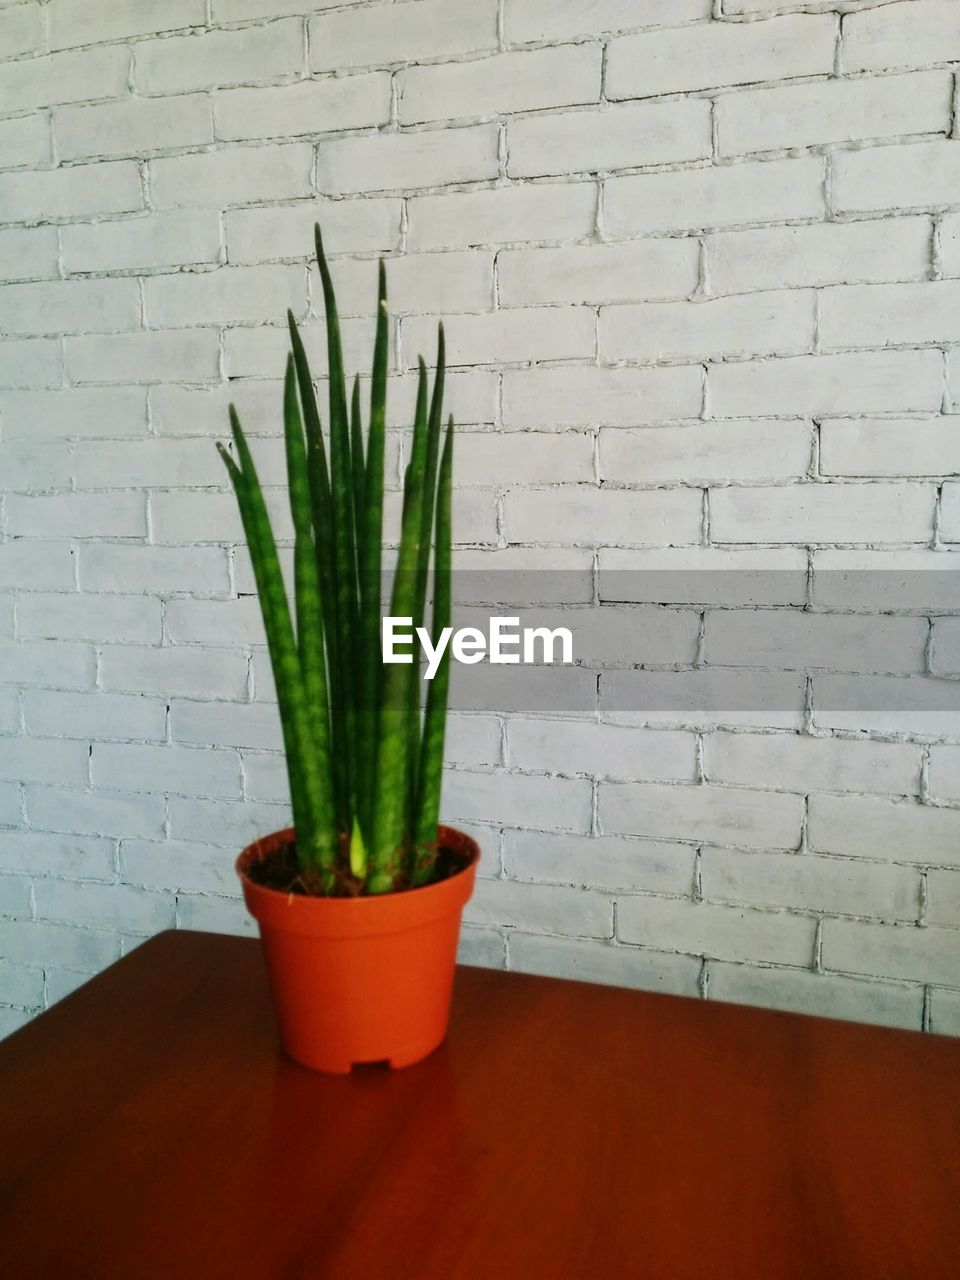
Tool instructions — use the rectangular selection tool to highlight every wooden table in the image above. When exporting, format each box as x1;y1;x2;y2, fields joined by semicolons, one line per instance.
1;930;957;1278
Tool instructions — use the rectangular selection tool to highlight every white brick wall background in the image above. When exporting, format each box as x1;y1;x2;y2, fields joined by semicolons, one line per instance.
1;0;960;1038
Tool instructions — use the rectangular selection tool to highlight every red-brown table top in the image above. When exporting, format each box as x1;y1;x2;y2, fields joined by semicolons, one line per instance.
0;929;957;1278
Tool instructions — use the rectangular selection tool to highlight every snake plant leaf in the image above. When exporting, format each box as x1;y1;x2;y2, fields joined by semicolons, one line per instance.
412;415;454;886
368;359;430;893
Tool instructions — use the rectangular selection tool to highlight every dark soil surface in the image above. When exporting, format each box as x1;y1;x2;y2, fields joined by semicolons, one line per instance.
244;837;470;898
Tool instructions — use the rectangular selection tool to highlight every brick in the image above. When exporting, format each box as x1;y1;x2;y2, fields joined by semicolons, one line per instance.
705;731;921;797
929;746;960;803
167;795;289;847
170;699;281;751
822;281;960;350
604;667;804;732
454;431;593;485
63;211;221;275
705;218;932;295
507;719;695;782
25;785;166;839
35;879;176;934
55;94;214;163
602;782;803;849
706;962;922;1031
0;46;129;113
72;437;225;489
0;439;71;490
603;289;815;364
0;779;20;827
225;199;401;263
402;306;594;368
79;545;230;595
504;828;694;895
144;265;304;327
407;182;596;251
134;20;301;94
224;317;390;378
929;987;960;1036
702;847;918;920
499;239;699;308
0;960;44;1010
823;918;960;987
150;142;312;208
99;645;248;699
0;161;142;223
709;351;943;418
150;491;282;547
466;877;612;937
20;593;161;644
497;604;699;667
810;795;960;867
607;14;835;100
711;482;934;545
618;895;815;966
0;638;95;689
0;113;51;170
458;928;505;968
833;141;960;214
820;418;960;478
503;365;702;428
92;742;242;799
216;72;391;142
177;894;256;938
505;486;702;546
0;1008;42;1034
942;484;960;540
164;597;264;645
606;157;823;236
0;735;88;787
939;213;960;277
442;769;592;833
2;920;120;971
0;542;74;591
507;0;708;42
0;225;59;286
0;387;148;439
931;618;960;676
238;751;287;803
444;714;503;768
602;420;810;486
400;44;601;125
46;969;96;1004
1;279;140;338
813;673;960;737
719;71;951;157
509;99;711;179
25;689;165;742
843;0;960;74
308;0;497;73
926;870;960;928
315;250;493;318
0;1;43;58
48;0;206;49
149;380;282;436
512;933;701;993
121;838;237;895
0;831;115;881
7;493;146;539
67;330;221;385
0;340;61;389
600;545;807;607
317;124;499;196
704;610;926;674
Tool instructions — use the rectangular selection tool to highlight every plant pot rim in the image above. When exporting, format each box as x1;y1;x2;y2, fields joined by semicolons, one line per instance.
236;823;480;913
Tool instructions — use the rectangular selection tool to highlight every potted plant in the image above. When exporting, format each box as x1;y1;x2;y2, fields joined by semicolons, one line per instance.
218;227;479;1074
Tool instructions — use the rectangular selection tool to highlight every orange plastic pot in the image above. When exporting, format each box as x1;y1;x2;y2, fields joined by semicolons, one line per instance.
236;825;479;1074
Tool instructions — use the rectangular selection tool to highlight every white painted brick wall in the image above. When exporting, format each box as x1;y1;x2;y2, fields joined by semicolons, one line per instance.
2;0;959;1043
